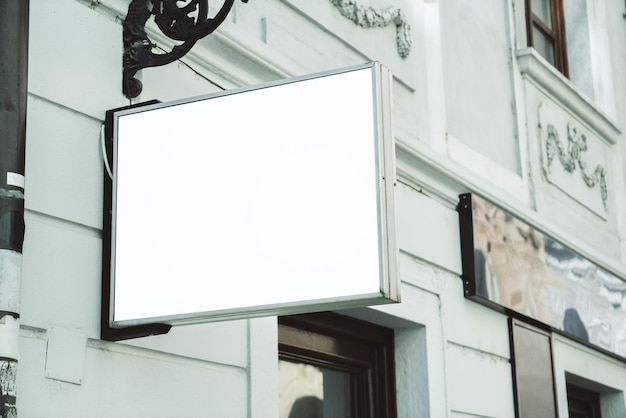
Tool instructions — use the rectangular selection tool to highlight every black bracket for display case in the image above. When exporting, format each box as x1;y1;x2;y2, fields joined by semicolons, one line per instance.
101;101;172;341
122;0;249;99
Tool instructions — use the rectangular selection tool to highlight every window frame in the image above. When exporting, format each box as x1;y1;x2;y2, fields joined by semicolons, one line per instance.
278;311;397;418
566;382;602;418
525;0;569;76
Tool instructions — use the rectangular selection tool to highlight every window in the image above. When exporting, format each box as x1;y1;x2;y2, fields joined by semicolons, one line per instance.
566;383;602;418
278;312;396;418
519;0;618;121
526;0;569;76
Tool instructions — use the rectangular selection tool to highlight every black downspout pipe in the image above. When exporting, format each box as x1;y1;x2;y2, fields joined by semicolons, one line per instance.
0;1;29;416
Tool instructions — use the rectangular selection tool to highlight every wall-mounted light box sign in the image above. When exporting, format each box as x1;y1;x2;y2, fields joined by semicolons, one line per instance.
458;193;626;360
104;62;399;337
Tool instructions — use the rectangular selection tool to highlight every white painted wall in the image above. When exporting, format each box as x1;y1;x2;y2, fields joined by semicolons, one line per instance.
439;0;520;175
18;0;626;416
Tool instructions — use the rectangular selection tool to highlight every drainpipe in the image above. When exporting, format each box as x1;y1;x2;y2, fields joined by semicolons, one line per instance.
0;1;29;416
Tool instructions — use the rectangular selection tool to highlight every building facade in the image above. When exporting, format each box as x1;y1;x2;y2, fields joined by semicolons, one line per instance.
7;0;626;416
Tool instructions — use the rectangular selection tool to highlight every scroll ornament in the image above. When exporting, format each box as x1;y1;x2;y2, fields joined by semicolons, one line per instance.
545;123;608;211
329;0;412;58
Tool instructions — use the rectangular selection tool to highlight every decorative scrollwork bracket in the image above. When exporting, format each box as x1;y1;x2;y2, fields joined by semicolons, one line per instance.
123;0;249;98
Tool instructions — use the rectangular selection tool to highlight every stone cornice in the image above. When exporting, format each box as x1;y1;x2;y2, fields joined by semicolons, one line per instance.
395;138;626;284
516;48;621;145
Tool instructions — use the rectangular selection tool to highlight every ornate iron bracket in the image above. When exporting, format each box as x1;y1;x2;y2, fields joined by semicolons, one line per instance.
123;0;248;98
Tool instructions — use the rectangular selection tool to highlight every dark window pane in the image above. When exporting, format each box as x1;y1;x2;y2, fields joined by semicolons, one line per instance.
566;383;602;418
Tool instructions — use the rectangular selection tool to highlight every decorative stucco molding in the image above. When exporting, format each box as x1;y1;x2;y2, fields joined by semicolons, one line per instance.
544;122;608;211
329;0;411;58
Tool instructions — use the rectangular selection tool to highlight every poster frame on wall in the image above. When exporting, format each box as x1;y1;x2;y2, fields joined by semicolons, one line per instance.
458;193;626;361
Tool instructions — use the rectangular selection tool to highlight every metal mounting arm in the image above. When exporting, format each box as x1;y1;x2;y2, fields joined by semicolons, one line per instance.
122;0;248;98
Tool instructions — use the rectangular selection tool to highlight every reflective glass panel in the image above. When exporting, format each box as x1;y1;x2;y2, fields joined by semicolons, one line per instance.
533;27;555;65
279;360;351;418
532;0;553;28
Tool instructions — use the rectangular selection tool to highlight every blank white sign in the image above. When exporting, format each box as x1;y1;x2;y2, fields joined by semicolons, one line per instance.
110;62;398;328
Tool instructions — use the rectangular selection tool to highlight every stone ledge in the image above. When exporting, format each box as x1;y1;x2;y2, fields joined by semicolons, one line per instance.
516;48;621;145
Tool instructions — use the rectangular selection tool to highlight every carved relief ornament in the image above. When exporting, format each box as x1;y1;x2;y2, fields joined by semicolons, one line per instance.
329;0;412;58
544;122;608;211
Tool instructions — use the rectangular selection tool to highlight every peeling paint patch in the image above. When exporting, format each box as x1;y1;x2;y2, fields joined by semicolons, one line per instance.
0;190;23;199
5;174;24;190
0;316;19;361
0;359;17;418
0;192;24;252
0;251;21;313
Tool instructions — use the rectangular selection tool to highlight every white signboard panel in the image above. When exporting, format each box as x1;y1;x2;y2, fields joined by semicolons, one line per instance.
109;62;398;328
